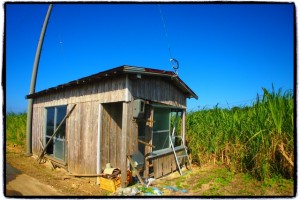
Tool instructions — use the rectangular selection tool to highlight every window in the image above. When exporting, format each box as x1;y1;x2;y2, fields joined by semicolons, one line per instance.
45;105;67;162
152;107;170;151
152;106;184;152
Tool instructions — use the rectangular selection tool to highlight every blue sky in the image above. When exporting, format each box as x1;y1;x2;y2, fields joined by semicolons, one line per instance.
6;3;294;113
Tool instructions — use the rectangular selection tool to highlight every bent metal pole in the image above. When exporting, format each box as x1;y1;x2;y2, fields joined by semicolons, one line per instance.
25;4;53;156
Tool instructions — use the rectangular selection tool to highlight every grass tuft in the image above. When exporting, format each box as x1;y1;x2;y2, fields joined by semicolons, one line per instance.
6;112;27;145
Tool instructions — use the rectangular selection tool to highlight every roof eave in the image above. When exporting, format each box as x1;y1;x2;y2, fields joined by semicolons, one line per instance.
26;65;198;100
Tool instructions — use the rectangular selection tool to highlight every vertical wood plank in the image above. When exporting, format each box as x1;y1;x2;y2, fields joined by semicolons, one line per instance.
91;101;98;173
101;104;109;170
162;156;166;176
159;157;163;177
76;103;82;173
153;158;158;178
97;103;102;184
143;105;153;178
172;154;177;172
128;100;138;155
166;154;171;175
121;102;128;188
117;102;123;167
110;103;117;167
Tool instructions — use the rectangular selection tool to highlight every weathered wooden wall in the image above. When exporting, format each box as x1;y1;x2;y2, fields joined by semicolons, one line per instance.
31;76;128;174
152;149;185;178
32;75;141;174
67;102;98;174
31;74;187;176
130;76;187;108
31;106;45;155
33;76;127;107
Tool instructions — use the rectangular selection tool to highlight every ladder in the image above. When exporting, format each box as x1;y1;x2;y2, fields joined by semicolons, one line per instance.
169;135;192;176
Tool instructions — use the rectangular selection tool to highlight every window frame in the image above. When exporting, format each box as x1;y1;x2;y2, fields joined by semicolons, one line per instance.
44;105;67;163
151;104;184;154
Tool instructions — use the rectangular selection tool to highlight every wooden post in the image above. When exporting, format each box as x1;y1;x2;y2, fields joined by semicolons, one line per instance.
143;105;153;178
121;102;128;188
97;103;102;185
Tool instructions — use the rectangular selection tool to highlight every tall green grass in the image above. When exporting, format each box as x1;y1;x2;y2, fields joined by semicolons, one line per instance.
6;112;27;145
186;86;294;180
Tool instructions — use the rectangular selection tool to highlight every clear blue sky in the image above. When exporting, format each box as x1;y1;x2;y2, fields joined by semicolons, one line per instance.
6;3;294;113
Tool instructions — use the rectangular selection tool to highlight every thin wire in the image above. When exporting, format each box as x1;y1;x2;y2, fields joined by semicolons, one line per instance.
157;4;173;60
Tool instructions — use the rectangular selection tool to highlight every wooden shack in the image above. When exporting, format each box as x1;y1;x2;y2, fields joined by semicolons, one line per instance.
26;65;198;187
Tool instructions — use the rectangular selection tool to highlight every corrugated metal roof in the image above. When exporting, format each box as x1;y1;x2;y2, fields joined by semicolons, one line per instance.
26;65;198;99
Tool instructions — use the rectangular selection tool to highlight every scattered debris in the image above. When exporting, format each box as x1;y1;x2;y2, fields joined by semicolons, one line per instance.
115;185;164;196
152;187;163;195
163;186;188;193
145;178;156;187
131;187;139;196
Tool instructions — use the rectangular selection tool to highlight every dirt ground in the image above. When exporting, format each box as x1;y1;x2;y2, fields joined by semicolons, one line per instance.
6;163;63;196
5;143;295;197
5;144;107;196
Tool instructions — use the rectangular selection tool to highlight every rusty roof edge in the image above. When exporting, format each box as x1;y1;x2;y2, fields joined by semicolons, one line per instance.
26;65;198;100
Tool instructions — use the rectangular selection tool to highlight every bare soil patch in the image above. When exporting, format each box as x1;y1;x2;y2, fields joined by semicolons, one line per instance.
5;144;108;196
5;143;294;197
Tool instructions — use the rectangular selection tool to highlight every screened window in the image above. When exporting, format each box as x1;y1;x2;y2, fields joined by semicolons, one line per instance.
45;105;67;162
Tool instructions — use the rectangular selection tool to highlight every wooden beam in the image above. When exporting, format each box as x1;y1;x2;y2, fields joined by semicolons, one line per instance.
37;104;76;162
121;102;128;188
127;155;144;186
97;103;102;185
67;173;104;177
138;139;155;148
38;138;46;164
144;105;153;178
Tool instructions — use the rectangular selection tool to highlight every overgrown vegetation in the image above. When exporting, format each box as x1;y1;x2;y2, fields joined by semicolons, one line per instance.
186;86;294;180
6;112;27;145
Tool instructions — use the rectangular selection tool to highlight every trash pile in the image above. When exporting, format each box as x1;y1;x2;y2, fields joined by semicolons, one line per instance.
114;177;188;196
115;185;188;196
115;179;163;196
99;163;122;193
102;166;121;179
99;163;133;193
100;163;189;196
